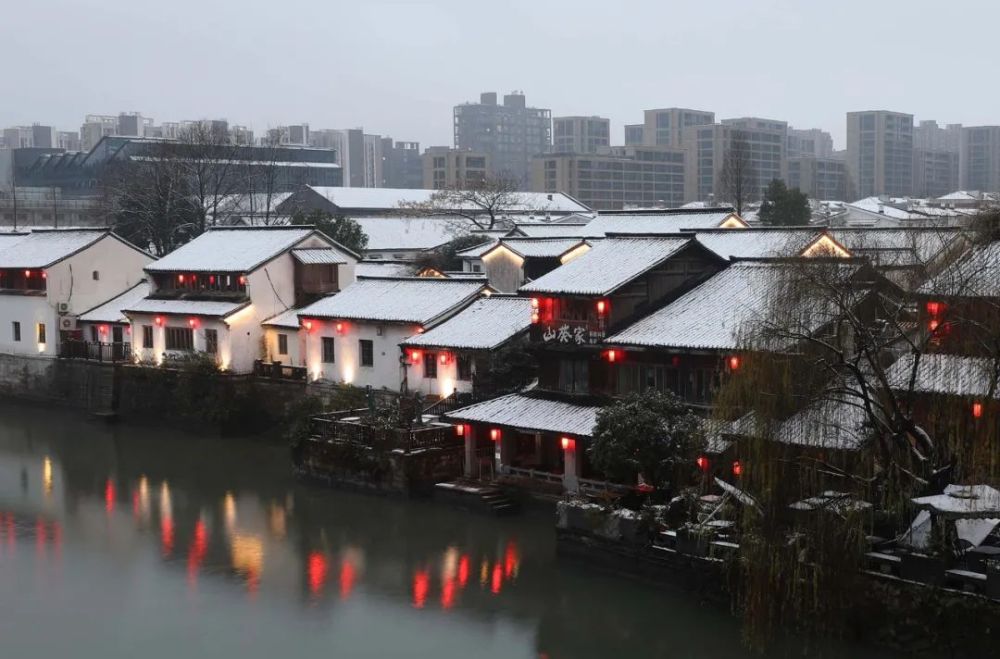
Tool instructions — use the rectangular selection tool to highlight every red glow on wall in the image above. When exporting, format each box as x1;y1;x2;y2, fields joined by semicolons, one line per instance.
696;456;709;472
491;562;503;594
973;401;984;419
160;517;174;558
728;355;741;371
412;570;430;608
104;479;115;513
457;555;470;588
490;428;501;441
732;460;743;477
340;559;356;600
455;424;465;437
307;551;328;596
441;577;456;610
671;355;681;367
561;437;575;451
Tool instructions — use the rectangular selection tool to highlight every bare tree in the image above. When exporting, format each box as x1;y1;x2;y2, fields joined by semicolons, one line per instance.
717;131;757;216
400;174;528;231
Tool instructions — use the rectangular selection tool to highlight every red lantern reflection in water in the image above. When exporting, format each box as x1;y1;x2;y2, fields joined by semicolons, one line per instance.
491;562;503;594
307;551;328;597
412;570;429;608
340;558;356;600
187;520;209;586
104;479;116;513
441;577;456;610
457;555;470;588
160;517;174;558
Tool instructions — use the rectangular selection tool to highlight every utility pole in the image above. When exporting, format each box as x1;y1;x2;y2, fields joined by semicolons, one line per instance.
10;160;17;231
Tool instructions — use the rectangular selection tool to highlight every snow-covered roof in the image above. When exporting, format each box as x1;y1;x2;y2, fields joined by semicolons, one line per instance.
768;397;870;451
913;485;1000;519
0;229;131;269
123;298;250;319
829;228;957;265
291;248;348;265
78;281;151;324
261;307;304;329
401;297;531;350
446;392;602;437
355;261;418;278
146;227;319;273
519;236;693;296
455;239;499;259
919;239;1000;298
583;210;745;236
887;353;999;399
486;237;589;260
209;192;293;216
694;228;830;260
353;217;472;252
512;223;590;238
304;186;590;214
298;278;487;325
606;261;849;351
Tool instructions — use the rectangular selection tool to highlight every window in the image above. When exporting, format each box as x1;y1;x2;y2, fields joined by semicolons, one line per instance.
92;270;100;281
142;325;153;349
90;326;99;343
12;321;21;342
424;352;438;379
457;354;473;381
277;333;288;355
321;337;335;363
37;323;46;345
359;339;374;367
205;329;218;354
165;327;194;351
558;359;589;394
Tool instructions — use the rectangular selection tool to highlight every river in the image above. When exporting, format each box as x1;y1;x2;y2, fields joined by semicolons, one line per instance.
0;402;898;659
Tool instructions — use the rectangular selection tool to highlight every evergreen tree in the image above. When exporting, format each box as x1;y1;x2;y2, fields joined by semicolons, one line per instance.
293;209;369;254
758;179;811;226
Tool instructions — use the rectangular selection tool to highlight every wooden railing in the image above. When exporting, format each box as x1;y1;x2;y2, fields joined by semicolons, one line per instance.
505;466;565;485
578;477;632;495
309;409;462;453
59;341;132;363
253;360;307;381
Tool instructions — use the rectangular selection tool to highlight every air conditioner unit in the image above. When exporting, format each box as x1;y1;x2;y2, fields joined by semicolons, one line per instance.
59;315;77;331
57;302;71;313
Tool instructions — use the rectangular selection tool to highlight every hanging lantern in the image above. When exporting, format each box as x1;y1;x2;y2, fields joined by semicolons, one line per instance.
24;270;31;278
439;352;449;365
530;298;540;310
696;456;709;472
455;424;465;437
188;318;198;328
728;355;741;371
177;274;185;283
41;272;47;279
239;275;247;286
335;322;344;334
605;349;618;363
409;349;422;364
972;401;983;419
560;437;575;451
929;319;940;332
926;301;942;316
303;319;313;331
732;460;743;477
596;299;608;316
490;428;501;441
154;316;164;327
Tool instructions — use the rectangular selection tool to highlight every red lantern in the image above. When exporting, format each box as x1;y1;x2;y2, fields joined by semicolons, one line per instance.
926;301;942;316
439;353;449;365
732;460;743;477
929;319;940;332
696;456;709;472
24;270;31;278
239;275;247;286
154;316;164;327
455;424;465;437
209;275;216;285
99;325;108;334
177;274;185;283
188;318;198;328
973;401;983;419
729;355;740;371
530;298;540;309
41;272;47;279
303;319;313;331
560;437;575;451
335;322;344;334
596;299;608;316
409;349;422;364
490;428;501;441
605;349;618;363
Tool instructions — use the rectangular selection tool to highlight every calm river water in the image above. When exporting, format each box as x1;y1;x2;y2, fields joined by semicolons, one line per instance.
0;402;898;659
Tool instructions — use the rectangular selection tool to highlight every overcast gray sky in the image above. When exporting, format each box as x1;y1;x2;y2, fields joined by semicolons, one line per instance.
4;0;998;150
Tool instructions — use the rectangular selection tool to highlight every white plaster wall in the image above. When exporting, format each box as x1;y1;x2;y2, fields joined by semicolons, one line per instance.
46;236;151;315
263;326;305;367
127;313;238;370
403;348;473;397
0;296;58;356
305;320;416;390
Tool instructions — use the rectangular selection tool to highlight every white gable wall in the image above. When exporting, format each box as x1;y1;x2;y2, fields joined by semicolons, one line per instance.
305;320;417;390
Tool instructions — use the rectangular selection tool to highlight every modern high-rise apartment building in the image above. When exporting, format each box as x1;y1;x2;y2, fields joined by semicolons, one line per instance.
532;145;686;210
453;91;551;188
624;124;644;145
680;118;787;203
787;128;834;159
787;157;848;201
846;111;914;198
423;147;491;189
642;108;715;147
912;120;961;197
2;125;57;149
552;116;610;154
960;126;1000;193
384;140;423;189
309;129;421;188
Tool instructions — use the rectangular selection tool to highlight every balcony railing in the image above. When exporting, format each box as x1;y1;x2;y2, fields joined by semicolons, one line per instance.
252;360;307;381
309;409;462;453
59;341;132;363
